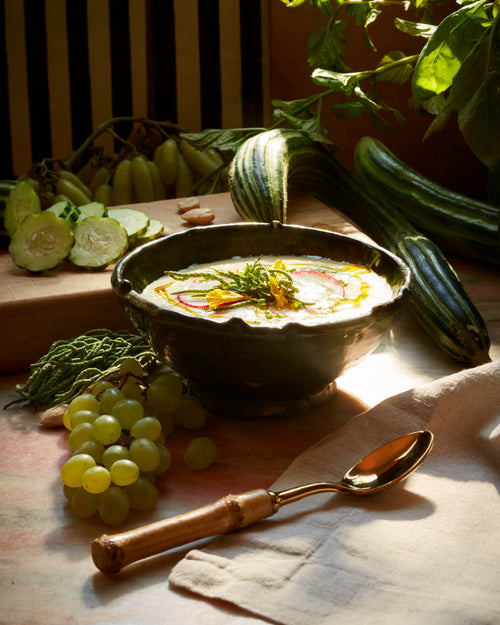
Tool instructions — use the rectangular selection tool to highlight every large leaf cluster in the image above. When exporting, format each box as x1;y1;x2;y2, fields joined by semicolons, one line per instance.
278;0;500;172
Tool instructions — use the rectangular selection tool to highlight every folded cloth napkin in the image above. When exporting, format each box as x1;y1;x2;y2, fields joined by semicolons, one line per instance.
170;360;500;625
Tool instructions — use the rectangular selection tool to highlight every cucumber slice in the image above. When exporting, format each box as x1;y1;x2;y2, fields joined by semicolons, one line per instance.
133;218;165;247
69;216;128;270
47;201;81;225
0;180;18;197
5;181;41;236
8;210;74;273
76;201;108;222
107;207;149;243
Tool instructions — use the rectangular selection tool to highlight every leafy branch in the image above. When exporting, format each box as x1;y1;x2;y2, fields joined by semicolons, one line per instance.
278;0;500;174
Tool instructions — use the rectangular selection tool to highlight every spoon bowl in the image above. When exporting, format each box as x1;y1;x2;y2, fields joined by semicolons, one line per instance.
92;430;433;575
271;430;434;508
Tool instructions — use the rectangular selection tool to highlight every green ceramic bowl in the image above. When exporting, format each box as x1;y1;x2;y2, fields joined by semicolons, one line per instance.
111;222;410;417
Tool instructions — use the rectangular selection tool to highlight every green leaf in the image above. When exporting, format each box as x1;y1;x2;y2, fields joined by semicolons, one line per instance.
311;68;364;95
307;21;349;71
273;102;333;144
180;128;264;153
353;86;393;132
376;51;414;85
450;29;500;170
345;2;378;27
394;18;437;39
422;95;456;141
280;0;308;7
272;96;318;118
330;102;364;120
346;3;381;52
411;0;490;106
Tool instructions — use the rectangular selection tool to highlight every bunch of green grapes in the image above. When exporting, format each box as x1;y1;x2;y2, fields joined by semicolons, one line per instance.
60;358;217;526
59;134;226;208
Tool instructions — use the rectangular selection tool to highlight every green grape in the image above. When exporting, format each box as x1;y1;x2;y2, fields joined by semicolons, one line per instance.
63;484;76;501
102;444;129;470
172;397;206;430
99;387;126;414
153;445;172;474
73;440;104;463
119;357;144;378
70;409;100;429
63;409;72;431
154;431;166;446
109;459;140;486
112;398;144;430
61;453;96;487
67;393;100;420
154;411;176;436
131;416;162;441
129;437;160;472
92;414;122;445
71;487;100;518
121;380;144;402
68;422;96;451
146;372;183;413
140;471;156;483
184;437;217;470
82;465;111;494
125;477;159;511
91;379;114;397
98;486;130;525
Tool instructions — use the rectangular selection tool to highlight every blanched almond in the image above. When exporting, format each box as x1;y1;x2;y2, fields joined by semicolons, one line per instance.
181;208;215;225
177;197;201;213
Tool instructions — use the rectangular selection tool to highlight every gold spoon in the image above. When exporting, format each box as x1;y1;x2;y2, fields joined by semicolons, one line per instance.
92;430;433;575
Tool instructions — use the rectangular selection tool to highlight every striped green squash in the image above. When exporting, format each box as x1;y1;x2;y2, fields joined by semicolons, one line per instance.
354;136;499;266
229;128;491;366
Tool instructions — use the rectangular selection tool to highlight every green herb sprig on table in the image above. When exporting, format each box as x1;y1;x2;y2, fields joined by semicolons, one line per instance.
168;258;310;310
6;329;162;408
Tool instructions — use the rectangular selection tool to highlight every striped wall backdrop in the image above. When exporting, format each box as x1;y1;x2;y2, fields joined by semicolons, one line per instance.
1;0;271;179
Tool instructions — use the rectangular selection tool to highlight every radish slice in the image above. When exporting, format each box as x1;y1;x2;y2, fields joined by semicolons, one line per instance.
177;294;210;309
293;269;345;297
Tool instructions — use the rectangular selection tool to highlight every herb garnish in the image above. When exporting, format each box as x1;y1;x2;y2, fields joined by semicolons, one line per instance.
165;258;311;310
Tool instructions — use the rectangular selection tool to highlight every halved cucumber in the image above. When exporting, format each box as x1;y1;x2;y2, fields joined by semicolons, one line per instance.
107;207;149;244
5;181;41;236
76;201;108;222
69;216;128;270
133;218;165;247
47;201;81;225
8;210;74;273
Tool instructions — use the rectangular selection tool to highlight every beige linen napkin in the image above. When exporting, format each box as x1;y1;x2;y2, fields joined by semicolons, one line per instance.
170;360;500;625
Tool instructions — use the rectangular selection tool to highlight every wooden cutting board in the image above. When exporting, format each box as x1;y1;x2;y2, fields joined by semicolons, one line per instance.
0;192;358;375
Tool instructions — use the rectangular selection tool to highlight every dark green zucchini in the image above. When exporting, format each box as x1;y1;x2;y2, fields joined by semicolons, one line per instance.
229;129;491;366
354;136;499;265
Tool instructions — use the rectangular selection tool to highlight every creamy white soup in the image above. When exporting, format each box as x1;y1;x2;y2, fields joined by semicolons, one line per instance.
141;255;393;327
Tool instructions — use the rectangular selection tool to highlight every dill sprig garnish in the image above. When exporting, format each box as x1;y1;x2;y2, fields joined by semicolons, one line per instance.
167;258;309;310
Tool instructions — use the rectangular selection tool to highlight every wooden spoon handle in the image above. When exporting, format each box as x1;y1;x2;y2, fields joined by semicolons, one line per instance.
91;488;275;575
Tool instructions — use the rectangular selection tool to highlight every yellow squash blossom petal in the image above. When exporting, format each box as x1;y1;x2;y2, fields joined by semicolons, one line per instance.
206;289;247;309
269;275;289;309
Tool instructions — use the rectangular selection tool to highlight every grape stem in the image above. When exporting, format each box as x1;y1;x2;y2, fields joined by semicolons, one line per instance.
64;117;189;171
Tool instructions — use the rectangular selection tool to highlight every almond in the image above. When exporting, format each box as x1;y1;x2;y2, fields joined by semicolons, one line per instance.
177;197;201;213
39;404;68;428
181;207;215;225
